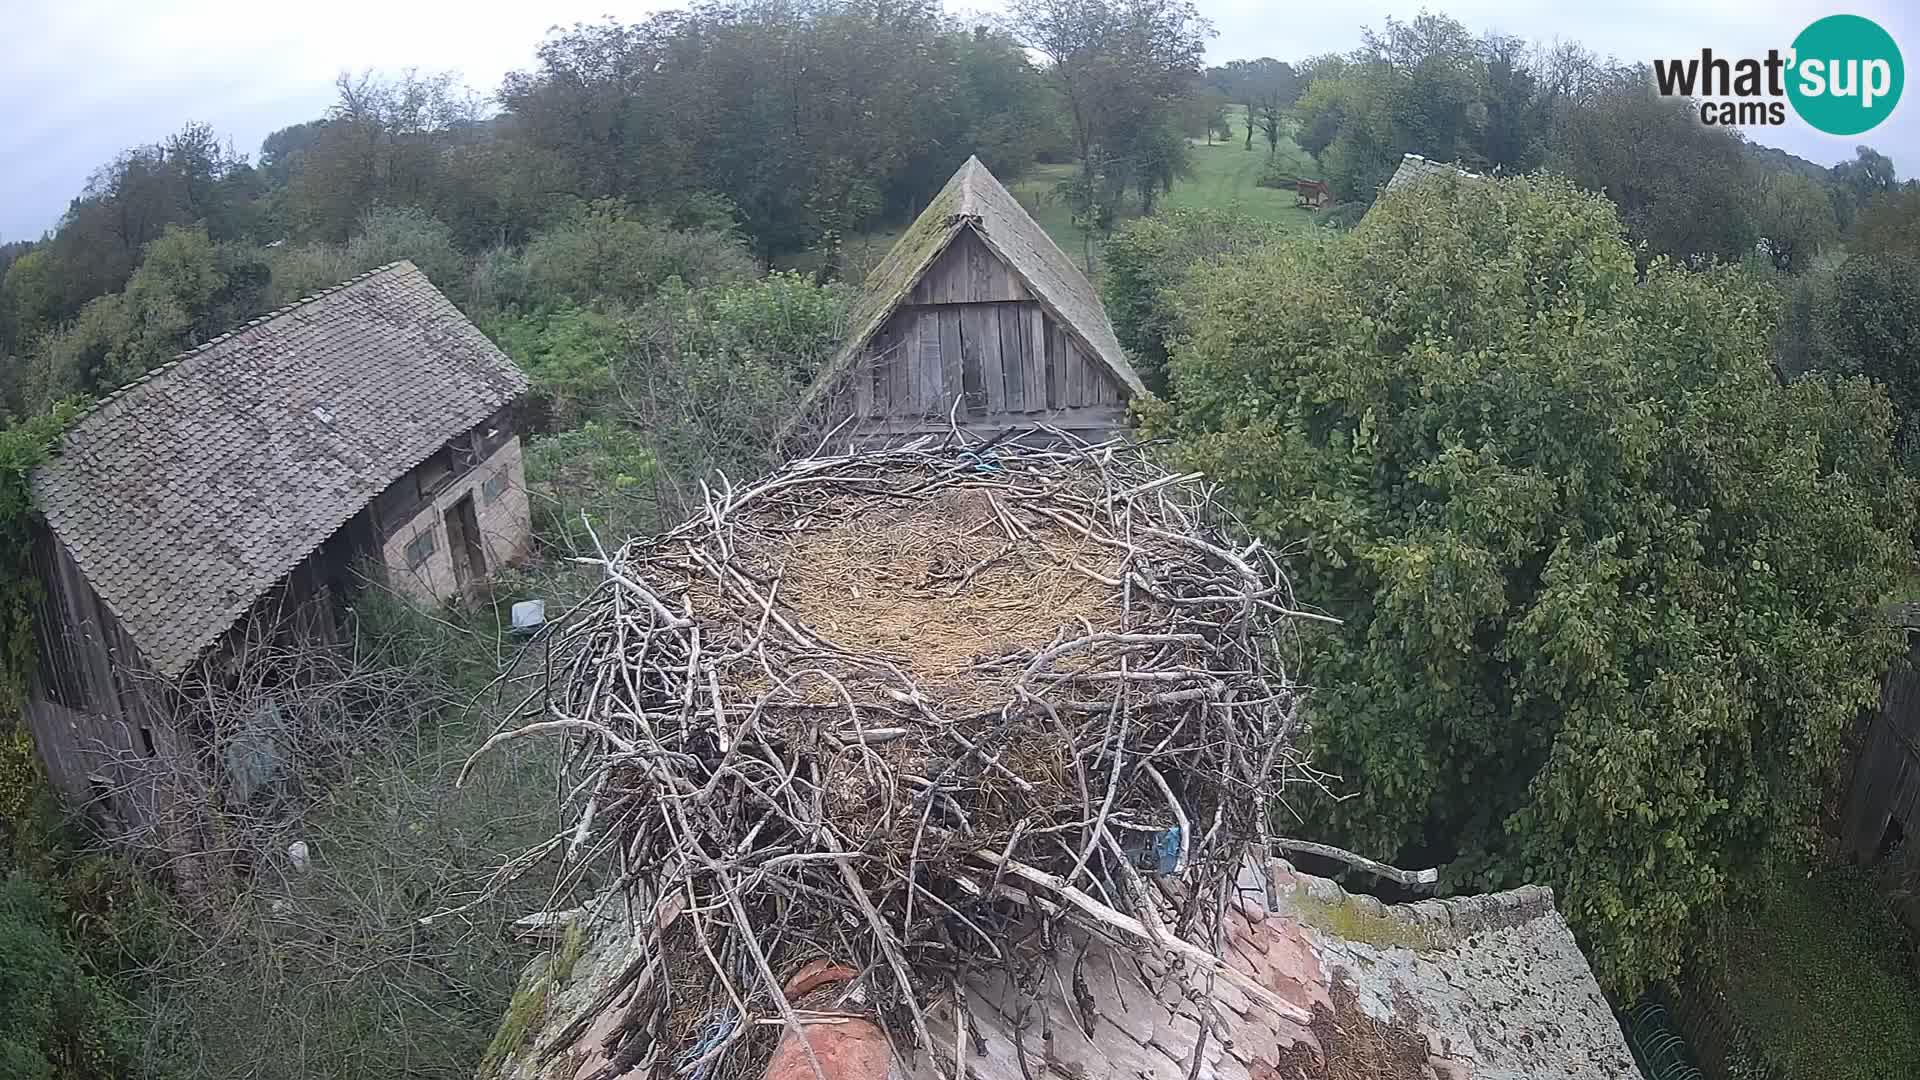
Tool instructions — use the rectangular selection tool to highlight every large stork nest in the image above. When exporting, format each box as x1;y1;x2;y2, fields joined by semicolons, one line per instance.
471;434;1328;1080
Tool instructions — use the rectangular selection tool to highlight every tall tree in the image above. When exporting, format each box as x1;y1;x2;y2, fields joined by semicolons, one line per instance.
1005;0;1213;212
1150;174;1912;993
1547;66;1758;265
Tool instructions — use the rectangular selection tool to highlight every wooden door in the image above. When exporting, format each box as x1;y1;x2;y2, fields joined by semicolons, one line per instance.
444;494;487;589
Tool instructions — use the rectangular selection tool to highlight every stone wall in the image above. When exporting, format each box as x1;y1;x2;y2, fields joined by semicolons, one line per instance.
379;435;532;603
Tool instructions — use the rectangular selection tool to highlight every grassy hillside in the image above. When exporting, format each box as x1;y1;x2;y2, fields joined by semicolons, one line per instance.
815;111;1322;282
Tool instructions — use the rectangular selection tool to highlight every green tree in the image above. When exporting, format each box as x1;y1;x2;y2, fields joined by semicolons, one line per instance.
1005;0;1212;213
1149;175;1913;993
1102;207;1292;391
0;875;139;1079
1547;66;1757;264
1752;171;1840;274
1792;253;1920;467
1851;187;1920;255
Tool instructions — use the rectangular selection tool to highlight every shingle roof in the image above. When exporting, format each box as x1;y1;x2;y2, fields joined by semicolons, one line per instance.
798;156;1143;420
1381;152;1484;196
497;856;1635;1080
34;261;527;677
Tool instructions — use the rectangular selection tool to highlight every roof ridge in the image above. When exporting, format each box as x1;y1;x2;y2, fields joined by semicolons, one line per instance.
1276;858;1556;946
67;260;419;428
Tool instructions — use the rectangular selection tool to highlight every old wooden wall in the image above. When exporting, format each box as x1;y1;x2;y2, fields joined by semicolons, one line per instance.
848;228;1127;442
1841;635;1920;865
25;526;173;832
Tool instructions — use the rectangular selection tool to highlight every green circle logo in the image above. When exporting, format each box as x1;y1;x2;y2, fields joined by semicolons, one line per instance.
1788;15;1903;135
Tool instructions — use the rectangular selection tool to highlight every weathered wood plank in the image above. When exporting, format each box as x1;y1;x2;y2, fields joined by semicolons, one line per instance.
934;315;961;416
914;314;945;416
970;306;1005;414
1045;315;1062;410
1022;305;1046;412
998;305;1025;413
939;308;967;417
888;320;910;415
854;348;873;417
956;309;984;415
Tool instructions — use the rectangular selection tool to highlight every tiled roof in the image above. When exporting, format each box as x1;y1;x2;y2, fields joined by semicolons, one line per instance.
798;156;1143;421
34;261;527;677
496;855;1636;1080
1381;152;1485;196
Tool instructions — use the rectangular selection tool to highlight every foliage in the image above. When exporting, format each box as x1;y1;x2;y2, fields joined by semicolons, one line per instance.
137;589;587;1080
1004;0;1213;218
1699;867;1920;1079
524;421;661;553
1752;171;1839;275
1149;174;1914;993
1852;187;1920;255
504;203;753;311
0;405;77;716
1786;253;1920;469
0;875;142;1080
502;5;1066;259
1101;207;1293;392
267;205;466;306
485;305;630;430
1545;68;1759;265
1292;14;1492;202
614;271;848;513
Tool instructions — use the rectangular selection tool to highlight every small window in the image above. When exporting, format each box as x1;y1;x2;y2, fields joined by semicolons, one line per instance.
403;529;438;569
449;436;478;474
415;449;453;498
482;472;509;504
139;726;156;757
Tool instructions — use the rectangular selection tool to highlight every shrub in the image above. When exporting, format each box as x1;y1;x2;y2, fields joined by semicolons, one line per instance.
512;203;754;311
1103;208;1293;392
268;207;466;305
1151;173;1914;993
0;875;141;1079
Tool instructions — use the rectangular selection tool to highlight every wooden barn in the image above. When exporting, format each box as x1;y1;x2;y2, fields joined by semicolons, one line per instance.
791;156;1143;447
25;260;532;843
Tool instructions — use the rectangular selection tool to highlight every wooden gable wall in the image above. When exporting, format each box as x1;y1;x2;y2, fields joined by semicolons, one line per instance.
847;228;1127;441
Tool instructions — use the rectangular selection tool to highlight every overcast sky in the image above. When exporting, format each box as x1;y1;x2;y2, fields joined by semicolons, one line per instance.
2;0;1915;242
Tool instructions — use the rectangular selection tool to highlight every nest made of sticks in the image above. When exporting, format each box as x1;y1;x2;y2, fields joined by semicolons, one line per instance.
477;433;1330;1080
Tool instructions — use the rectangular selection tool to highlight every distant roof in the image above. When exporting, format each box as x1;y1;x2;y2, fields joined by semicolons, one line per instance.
1382;152;1485;197
496;856;1635;1080
34;261;527;677
800;156;1143;416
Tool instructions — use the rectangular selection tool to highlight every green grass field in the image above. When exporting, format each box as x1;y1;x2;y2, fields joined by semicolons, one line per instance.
805;109;1322;282
1006;108;1321;273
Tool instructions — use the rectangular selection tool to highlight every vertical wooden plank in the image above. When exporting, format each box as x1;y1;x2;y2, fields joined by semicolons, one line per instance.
933;316;959;416
969;234;993;303
998;306;1025;413
1044;314;1061;410
854;348;872;418
917;315;946;416
1024;305;1047;411
943;308;971;417
968;306;1005;415
888;320;910;418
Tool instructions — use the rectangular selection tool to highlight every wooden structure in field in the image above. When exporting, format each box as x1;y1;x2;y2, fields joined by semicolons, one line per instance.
792;157;1143;447
25;261;532;842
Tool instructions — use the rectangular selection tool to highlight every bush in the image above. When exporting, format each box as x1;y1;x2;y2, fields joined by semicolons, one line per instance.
268;206;466;305
1787;253;1920;470
613;271;848;515
484;305;630;430
510;203;755;311
1102;208;1294;393
0;875;141;1079
1150;174;1915;993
